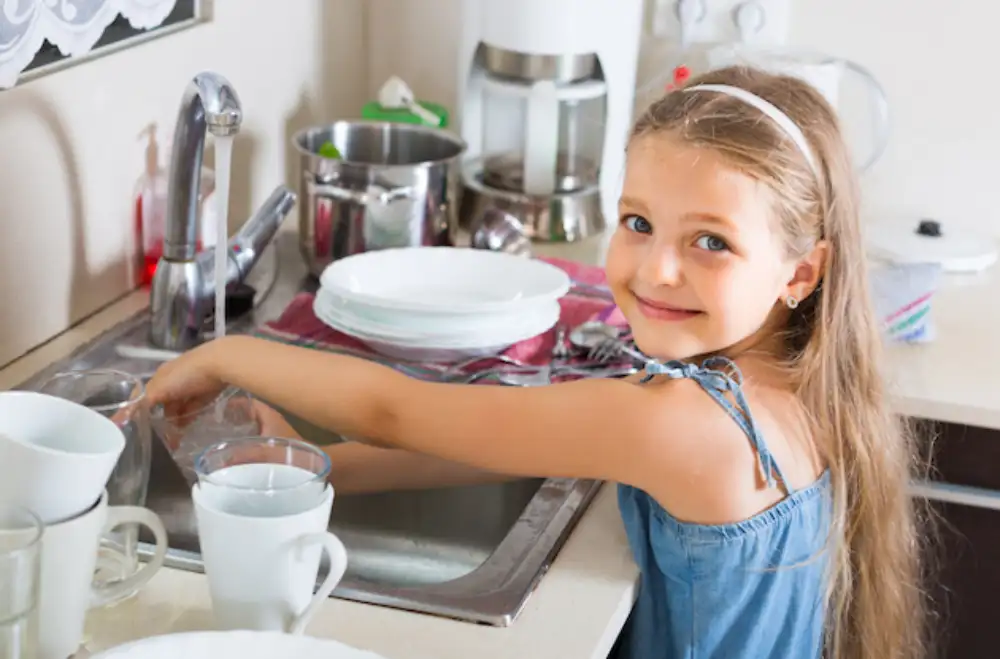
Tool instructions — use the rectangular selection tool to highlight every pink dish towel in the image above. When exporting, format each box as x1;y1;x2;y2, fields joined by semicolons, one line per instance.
254;257;628;380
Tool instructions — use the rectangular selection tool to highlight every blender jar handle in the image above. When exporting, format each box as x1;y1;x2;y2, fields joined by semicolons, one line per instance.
841;59;890;172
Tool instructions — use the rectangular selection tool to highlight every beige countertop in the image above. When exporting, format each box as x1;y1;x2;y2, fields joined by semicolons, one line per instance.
2;233;998;657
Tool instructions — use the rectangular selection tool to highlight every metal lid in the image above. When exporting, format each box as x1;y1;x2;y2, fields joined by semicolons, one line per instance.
480;44;597;84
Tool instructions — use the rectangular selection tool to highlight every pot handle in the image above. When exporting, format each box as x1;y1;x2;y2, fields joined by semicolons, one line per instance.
307;179;416;205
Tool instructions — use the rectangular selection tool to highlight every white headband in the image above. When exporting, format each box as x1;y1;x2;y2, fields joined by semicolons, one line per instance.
684;84;819;174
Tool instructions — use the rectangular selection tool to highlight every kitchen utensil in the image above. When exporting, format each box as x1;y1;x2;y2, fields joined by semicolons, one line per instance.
0;391;125;524
319;246;570;314
589;337;649;365
376;76;443;127
706;44;890;172
457;155;604;243
468;208;532;256
294;121;466;277
484;362;640;386
0;505;41;659
90;631;386;659
866;217;998;273
192;440;346;636
9;491;168;659
150;388;260;486
569;321;648;364
36;369;153;602
552;325;570;361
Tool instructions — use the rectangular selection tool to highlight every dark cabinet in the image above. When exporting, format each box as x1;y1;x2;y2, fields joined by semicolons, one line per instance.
913;419;1000;659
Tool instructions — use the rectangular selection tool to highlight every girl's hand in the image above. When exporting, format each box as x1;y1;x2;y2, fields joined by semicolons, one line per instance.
252;400;304;440
145;339;229;420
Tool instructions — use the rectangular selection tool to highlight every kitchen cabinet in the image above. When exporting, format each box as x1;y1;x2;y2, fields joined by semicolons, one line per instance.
913;419;1000;659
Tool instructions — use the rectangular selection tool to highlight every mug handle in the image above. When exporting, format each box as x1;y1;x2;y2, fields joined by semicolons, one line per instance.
839;59;891;172
288;531;349;636
90;506;169;608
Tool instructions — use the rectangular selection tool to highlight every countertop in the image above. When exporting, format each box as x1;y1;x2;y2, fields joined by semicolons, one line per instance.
2;232;998;658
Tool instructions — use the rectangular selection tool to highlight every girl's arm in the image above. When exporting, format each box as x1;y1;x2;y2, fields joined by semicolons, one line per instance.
152;335;712;495
254;402;513;494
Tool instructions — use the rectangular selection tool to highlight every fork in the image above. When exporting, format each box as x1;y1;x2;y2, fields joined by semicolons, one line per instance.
588;336;652;366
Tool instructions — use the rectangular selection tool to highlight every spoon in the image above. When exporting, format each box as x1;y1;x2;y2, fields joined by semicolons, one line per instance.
377;76;442;126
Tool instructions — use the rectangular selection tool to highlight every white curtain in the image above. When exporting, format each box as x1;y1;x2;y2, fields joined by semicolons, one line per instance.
0;0;179;88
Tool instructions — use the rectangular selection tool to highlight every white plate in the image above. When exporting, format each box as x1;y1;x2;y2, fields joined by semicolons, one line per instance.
312;300;557;363
313;297;559;349
319;247;570;314
318;288;557;333
315;289;560;343
92;631;386;659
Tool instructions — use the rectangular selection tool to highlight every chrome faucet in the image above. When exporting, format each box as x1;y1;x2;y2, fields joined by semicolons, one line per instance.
150;72;297;350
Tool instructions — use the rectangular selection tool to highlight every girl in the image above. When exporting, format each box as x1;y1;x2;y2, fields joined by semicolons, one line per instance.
146;66;925;659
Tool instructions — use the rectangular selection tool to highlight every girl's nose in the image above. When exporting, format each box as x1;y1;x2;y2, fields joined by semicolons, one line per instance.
637;242;683;287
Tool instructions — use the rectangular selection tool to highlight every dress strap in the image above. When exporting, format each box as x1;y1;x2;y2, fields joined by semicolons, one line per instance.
642;357;791;493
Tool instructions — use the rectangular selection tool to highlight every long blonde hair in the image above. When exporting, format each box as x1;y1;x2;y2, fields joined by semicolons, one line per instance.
631;66;928;659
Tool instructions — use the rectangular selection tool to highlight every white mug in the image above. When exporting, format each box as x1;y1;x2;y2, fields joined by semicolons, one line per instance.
0;391;125;523
193;483;347;635
0;490;169;659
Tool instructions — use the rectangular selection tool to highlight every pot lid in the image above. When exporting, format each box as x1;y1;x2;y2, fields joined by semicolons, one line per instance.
866;217;998;273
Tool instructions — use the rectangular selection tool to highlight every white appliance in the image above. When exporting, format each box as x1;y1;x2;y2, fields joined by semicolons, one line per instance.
455;0;644;243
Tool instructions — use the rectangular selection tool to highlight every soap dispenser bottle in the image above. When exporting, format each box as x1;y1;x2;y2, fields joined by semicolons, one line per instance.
134;123;169;287
134;123;216;286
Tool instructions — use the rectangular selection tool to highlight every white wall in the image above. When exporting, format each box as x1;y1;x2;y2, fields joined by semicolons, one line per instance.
366;0;998;238
0;0;366;366
1;0;994;365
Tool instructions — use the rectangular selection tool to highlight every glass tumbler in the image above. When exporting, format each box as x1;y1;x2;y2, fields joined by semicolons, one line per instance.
194;437;331;517
0;506;42;659
151;387;260;487
37;369;151;602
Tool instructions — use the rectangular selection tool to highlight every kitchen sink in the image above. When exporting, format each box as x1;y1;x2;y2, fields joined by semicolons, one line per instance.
16;233;600;626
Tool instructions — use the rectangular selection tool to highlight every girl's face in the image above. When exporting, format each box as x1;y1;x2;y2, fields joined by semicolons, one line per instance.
605;133;811;361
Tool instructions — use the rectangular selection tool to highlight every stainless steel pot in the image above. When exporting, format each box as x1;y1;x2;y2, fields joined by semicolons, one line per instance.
294;121;467;276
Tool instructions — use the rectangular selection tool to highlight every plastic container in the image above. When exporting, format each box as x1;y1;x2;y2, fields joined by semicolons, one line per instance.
360;100;450;127
134;124;216;286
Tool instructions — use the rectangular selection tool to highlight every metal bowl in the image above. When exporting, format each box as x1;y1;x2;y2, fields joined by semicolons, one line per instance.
454;157;604;244
481;152;599;194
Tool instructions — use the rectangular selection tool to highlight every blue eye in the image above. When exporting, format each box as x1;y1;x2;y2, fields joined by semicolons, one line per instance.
695;235;729;252
623;215;652;234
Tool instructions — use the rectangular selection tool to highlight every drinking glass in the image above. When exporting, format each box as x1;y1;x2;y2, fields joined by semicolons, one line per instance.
194;437;331;517
151;387;260;486
0;505;42;659
37;369;151;601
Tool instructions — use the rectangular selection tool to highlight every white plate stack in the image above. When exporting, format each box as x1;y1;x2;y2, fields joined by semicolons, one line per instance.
313;247;571;363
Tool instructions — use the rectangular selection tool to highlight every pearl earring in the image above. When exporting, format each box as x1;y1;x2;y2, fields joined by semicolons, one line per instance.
785;296;799;310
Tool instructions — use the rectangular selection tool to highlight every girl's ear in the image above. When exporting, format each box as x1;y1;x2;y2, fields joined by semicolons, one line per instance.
783;240;829;303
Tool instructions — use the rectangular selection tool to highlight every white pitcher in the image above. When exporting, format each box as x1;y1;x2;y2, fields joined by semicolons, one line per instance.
707;44;890;173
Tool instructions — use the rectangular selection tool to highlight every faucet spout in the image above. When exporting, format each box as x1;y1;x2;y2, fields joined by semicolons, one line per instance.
164;72;242;261
149;72;297;351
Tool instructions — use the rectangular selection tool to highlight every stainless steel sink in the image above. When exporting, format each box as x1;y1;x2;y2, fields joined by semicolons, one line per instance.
16;233;601;626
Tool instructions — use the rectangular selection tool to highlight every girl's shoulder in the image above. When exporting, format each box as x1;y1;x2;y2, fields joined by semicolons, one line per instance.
635;362;820;525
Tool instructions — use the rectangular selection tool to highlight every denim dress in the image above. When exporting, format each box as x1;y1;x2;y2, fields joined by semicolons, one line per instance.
616;358;832;659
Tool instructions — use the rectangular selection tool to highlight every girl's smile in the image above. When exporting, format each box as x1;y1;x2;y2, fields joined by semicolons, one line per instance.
632;293;703;322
